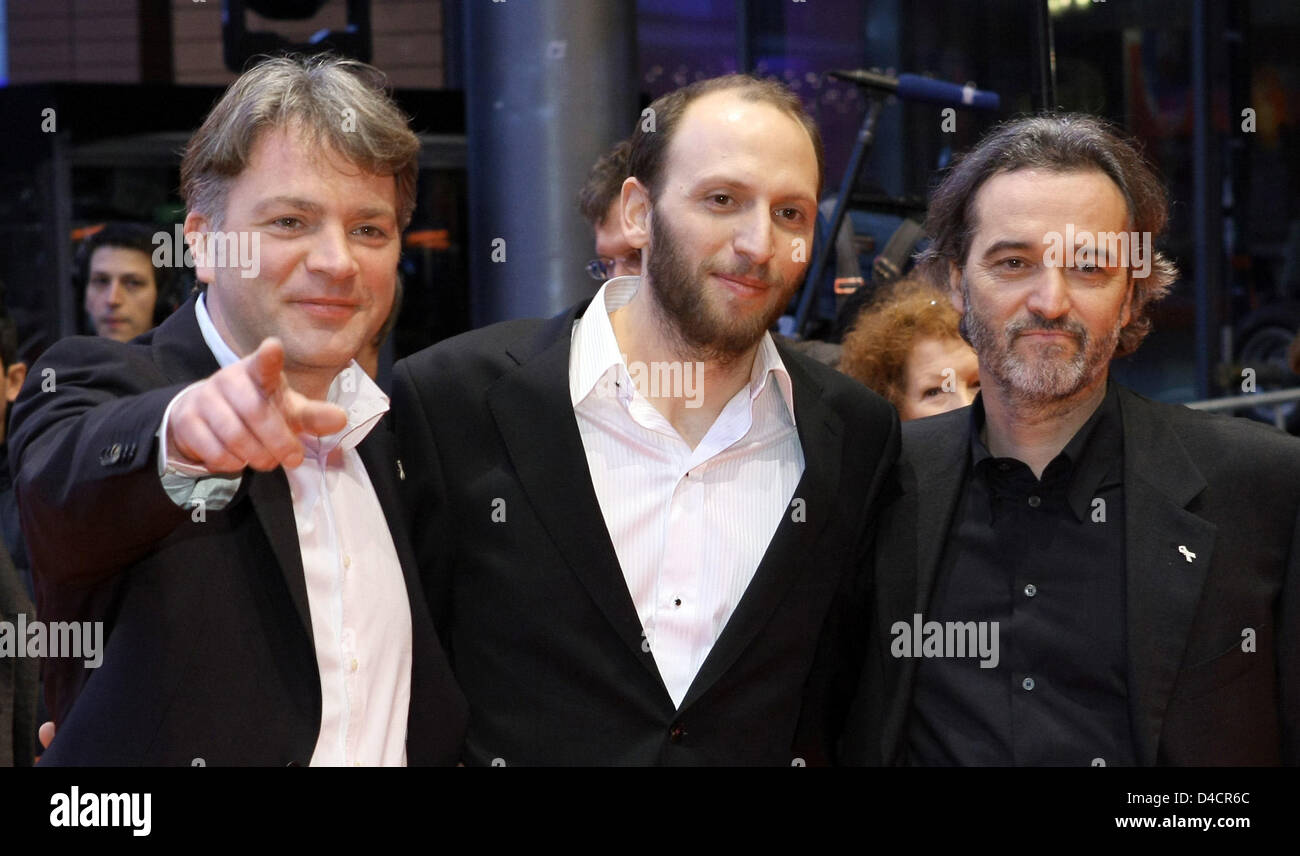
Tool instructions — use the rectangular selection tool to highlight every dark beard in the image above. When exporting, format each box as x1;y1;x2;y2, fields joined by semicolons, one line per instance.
644;210;794;368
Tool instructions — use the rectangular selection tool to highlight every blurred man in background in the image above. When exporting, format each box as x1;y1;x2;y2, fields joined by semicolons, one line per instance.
578;139;640;282
76;222;176;342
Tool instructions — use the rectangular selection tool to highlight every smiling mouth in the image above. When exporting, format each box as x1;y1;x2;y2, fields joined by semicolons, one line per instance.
713;273;770;298
293;299;361;320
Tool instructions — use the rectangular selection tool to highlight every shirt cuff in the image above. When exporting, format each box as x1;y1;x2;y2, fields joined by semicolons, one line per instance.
156;381;242;510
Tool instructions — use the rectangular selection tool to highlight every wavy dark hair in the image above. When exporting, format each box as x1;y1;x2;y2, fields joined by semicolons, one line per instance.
915;113;1178;358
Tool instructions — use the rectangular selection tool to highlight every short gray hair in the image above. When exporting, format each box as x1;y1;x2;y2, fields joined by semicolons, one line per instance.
181;54;420;229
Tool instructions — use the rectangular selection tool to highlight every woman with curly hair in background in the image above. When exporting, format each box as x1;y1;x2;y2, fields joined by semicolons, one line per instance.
840;276;980;420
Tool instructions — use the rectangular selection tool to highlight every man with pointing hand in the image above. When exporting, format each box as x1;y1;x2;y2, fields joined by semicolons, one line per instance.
9;55;465;766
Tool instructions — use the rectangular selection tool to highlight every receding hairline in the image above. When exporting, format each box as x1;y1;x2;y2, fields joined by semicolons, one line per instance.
658;88;820;201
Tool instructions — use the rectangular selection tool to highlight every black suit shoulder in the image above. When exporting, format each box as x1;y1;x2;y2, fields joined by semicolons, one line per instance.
398;317;551;387
776;340;899;429
1121;386;1300;480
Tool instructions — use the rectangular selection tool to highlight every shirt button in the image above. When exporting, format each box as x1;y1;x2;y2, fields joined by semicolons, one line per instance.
1022;676;1036;691
674;598;682;607
1024;583;1037;597
353;761;361;767
669;723;686;743
343;554;352;569
1028;495;1042;508
350;658;359;672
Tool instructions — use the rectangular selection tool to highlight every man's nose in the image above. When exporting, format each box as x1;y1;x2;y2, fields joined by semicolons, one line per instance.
1026;265;1071;319
732;209;775;266
305;224;360;281
105;280;126;306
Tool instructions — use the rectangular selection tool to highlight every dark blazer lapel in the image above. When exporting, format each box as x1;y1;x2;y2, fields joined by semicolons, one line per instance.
876;407;968;761
356;425;424;611
149;295;221;386
358;424;454;667
678;352;844;711
1118;387;1216;765
357;422;463;753
247;468;313;638
486;305;661;684
150;296;315;638
909;410;969;615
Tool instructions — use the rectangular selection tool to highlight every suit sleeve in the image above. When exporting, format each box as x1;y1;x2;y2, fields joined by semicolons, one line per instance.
8;338;192;587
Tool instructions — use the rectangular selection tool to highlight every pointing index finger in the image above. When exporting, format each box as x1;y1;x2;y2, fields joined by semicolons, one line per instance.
245;338;286;399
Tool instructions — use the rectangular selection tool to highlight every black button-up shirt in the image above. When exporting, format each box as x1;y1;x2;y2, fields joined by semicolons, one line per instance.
907;381;1135;766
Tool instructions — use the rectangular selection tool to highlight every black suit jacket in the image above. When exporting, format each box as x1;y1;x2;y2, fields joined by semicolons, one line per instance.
8;297;467;765
392;301;899;765
845;384;1300;765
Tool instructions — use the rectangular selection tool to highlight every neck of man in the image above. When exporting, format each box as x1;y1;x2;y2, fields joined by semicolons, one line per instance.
206;294;336;402
283;369;334;402
979;371;1110;479
610;285;761;450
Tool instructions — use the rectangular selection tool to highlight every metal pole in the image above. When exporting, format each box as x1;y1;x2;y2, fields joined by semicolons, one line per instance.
464;0;637;325
1191;0;1222;399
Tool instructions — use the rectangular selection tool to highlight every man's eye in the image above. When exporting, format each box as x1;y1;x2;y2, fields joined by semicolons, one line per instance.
273;217;302;229
708;194;732;206
1002;258;1026;270
923;387;944;398
354;225;386;238
775;207;804;222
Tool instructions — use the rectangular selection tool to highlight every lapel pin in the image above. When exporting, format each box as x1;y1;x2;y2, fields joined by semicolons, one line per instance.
1178;545;1196;562
396;459;406;481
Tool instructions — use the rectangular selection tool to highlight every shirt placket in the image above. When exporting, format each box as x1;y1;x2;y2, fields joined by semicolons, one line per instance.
314;452;355;766
326;460;365;767
654;453;704;706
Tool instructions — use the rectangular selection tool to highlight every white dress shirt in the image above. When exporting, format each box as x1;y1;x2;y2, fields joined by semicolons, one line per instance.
157;294;412;766
570;277;805;707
